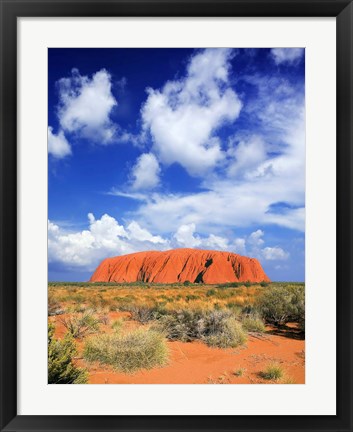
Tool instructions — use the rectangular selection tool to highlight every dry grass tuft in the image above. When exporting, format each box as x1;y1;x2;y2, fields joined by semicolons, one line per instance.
83;328;169;373
259;362;284;381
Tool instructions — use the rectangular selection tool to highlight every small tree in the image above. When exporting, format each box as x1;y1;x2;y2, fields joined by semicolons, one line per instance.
256;285;305;327
48;323;88;384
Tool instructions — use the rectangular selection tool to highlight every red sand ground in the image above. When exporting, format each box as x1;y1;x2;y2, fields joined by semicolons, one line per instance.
90;248;270;284
51;312;305;384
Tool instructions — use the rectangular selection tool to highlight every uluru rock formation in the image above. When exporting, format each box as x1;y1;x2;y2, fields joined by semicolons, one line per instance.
90;248;270;284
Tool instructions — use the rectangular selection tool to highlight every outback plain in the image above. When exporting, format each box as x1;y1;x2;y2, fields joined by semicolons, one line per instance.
48;280;305;384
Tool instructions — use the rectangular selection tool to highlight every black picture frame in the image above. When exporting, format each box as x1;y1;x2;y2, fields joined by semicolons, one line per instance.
1;1;352;431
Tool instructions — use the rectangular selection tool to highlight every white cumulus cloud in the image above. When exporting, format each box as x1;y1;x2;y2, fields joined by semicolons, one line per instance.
173;223;202;248
227;136;267;178
49;216;237;272
271;48;304;65
248;229;265;247
261;246;289;260
141;48;242;176
57;68;117;143
233;238;247;255
130;73;305;234
131;153;161;190
232;230;289;261
48;127;71;158
173;223;229;250
48;213;169;270
127;221;166;244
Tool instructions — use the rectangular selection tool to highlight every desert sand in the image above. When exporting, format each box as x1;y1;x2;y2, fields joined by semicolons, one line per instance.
50;311;304;384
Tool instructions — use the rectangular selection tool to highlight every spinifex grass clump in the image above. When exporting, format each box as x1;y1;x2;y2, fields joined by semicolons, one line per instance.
204;316;247;348
241;315;266;333
48;324;88;384
233;367;246;377
83;328;169;373
260;362;284;381
111;318;124;333
155;309;247;348
154;309;205;342
128;304;167;323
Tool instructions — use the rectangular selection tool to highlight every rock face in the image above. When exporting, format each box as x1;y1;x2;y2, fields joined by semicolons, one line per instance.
90;248;270;284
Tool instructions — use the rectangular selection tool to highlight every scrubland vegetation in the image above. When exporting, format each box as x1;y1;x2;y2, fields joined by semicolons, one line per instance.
48;323;88;384
48;281;305;383
83;328;168;373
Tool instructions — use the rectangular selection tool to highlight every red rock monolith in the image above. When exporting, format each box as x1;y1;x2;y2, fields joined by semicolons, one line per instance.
90;248;270;284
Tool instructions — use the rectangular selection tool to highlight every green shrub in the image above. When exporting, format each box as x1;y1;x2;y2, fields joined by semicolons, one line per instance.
48;292;64;316
70;304;87;313
48;324;88;384
185;294;200;302
113;296;134;311
59;311;100;339
241;315;266;333
204;317;247;348
83;328;168;373
260;362;284;381
241;304;258;315
70;293;86;304
154;310;202;342
129;304;166;323
211;289;235;299
217;282;240;288
206;289;216;297
256;285;305;327
155;309;247;348
225;302;242;316
183;280;191;286
158;294;174;303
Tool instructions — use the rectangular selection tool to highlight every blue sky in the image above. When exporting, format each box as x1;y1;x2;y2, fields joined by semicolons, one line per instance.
48;48;305;282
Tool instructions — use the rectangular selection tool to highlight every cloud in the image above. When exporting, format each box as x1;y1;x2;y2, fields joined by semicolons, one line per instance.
48;213;169;271
57;68;117;143
233;230;289;261
261;246;289;260
130;170;304;234
271;48;304;65
204;234;229;250
173;223;201;248
130;153;161;190
48;211;290;276
173;223;229;250
233;238;246;255
49;216;235;272
227;136;266;178
129;71;305;234
127;221;166;244
48;127;71;158
248;229;265;247
141;48;242;176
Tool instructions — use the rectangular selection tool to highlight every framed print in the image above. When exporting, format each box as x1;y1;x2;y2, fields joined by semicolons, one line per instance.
0;0;352;431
